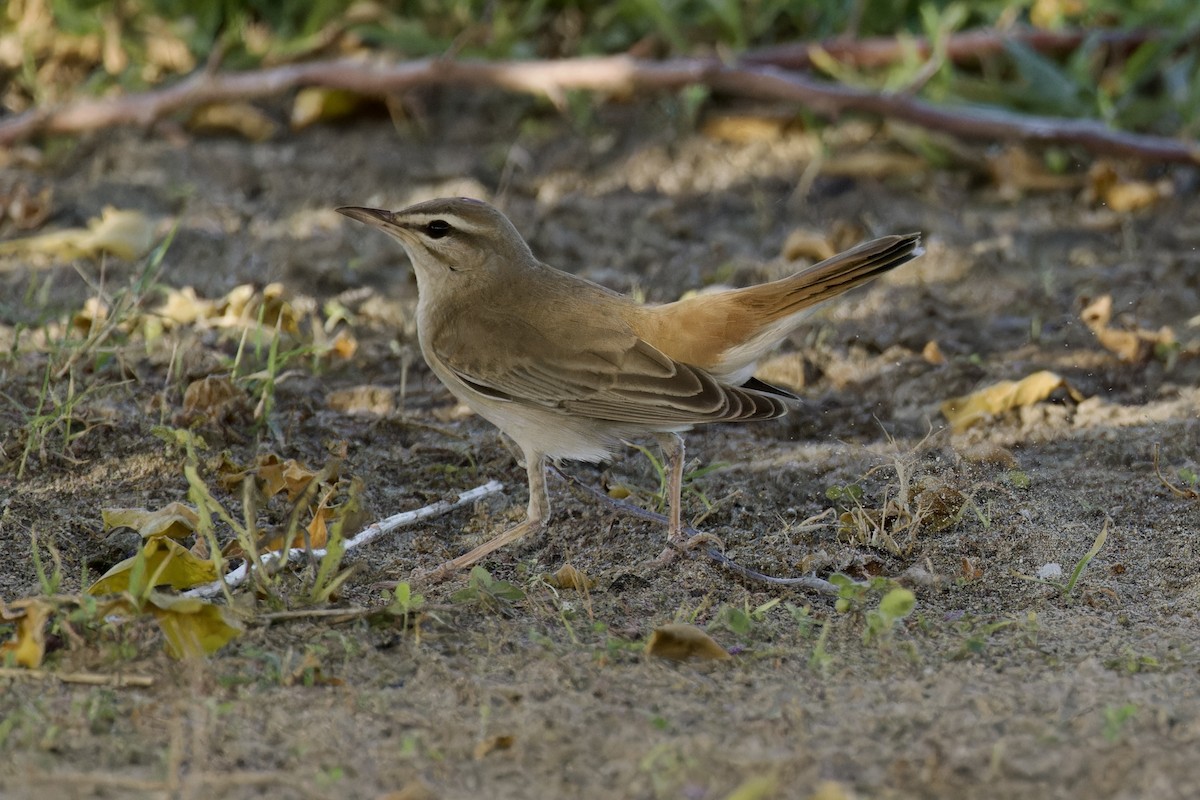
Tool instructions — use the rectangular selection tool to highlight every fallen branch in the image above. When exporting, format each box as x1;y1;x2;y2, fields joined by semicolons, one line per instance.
744;27;1161;70
2;53;1196;163
185;479;504;598
708;65;1200;163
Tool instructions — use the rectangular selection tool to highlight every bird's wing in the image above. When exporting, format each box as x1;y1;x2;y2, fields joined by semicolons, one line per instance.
429;311;788;426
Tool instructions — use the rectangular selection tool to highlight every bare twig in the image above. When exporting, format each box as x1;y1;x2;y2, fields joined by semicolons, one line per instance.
743;27;1162;70
185;479;504;598
1153;444;1200;500
0;666;154;687
256;607;369;624
1;53;1197;163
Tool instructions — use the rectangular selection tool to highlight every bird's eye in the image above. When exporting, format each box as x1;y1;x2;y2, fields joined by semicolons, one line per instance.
425;219;452;239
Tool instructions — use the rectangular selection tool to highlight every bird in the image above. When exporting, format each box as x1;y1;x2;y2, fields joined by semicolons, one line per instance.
337;197;923;581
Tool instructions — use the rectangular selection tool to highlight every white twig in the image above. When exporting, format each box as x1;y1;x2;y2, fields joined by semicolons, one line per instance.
185;480;504;598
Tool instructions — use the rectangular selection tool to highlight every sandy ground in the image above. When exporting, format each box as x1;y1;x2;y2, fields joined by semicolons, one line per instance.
1;93;1199;799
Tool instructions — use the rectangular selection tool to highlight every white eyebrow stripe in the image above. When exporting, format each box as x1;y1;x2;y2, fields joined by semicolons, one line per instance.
403;212;490;237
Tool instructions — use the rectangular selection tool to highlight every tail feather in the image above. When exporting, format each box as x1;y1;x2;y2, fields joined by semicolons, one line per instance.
635;232;923;378
754;232;923;323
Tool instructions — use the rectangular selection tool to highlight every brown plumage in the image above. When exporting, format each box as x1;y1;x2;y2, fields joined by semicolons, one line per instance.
338;197;923;580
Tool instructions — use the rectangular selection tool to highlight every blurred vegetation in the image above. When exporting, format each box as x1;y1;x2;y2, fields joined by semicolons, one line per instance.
2;0;1200;134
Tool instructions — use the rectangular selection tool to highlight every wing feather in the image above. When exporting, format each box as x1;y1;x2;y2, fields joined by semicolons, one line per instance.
431;316;788;427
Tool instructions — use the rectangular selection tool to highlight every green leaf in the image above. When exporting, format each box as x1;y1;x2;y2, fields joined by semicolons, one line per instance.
878;588;916;620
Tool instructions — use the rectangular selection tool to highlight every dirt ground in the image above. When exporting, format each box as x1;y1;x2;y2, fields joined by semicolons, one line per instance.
2;92;1199;800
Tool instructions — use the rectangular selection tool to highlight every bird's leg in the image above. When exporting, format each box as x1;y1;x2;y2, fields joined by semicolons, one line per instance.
416;452;548;583
651;432;723;564
658;431;685;544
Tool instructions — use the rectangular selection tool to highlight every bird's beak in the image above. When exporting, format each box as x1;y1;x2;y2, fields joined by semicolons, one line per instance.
336;206;395;229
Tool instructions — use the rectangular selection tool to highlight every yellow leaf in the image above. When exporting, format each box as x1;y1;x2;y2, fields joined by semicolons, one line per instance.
0;598;54;668
547;563;595;591
216;282;300;334
1082;161;1172;213
809;780;857;800
145;591;243;658
781;229;836;262
725;775;779;800
102;502;199;540
304;502;331;550
155;286;219;326
331;329;358;359
290;87;365;130
88;537;218;595
188;102;278;141
71;296;110;335
821;149;928;179
325;385;394;416
754;353;807;392
701;114;789;144
281;458;320;501
473;734;515;760
0;207;155;261
645;623;731;661
940;370;1083;432
1080;294;1174;363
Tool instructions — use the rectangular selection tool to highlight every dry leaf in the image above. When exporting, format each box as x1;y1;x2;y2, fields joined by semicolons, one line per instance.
701;114;790;143
915;482;968;531
144;591;243;658
302;494;334;550
245;454;321;500
955;442;1018;468
0;598;54;668
102;502;200;540
821;150;928;179
754;353;808;391
330;329;358;359
940;370;1084;432
782;229;836;262
1080;294;1174;363
473;734;515;760
432;401;475;422
280;458;322;501
188;102;278;141
606;485;632;500
1082;161;1172;213
1;183;53;230
809;780;857;800
155;283;300;334
921;340;946;365
547;563;595;591
291;87;366;130
0;207;155;261
217;282;300;334
326;385;394;416
71;296;110;335
986;145;1083;200
142;17;196;75
155;286;219;326
645;623;731;661
88;537;218;595
181;375;248;425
